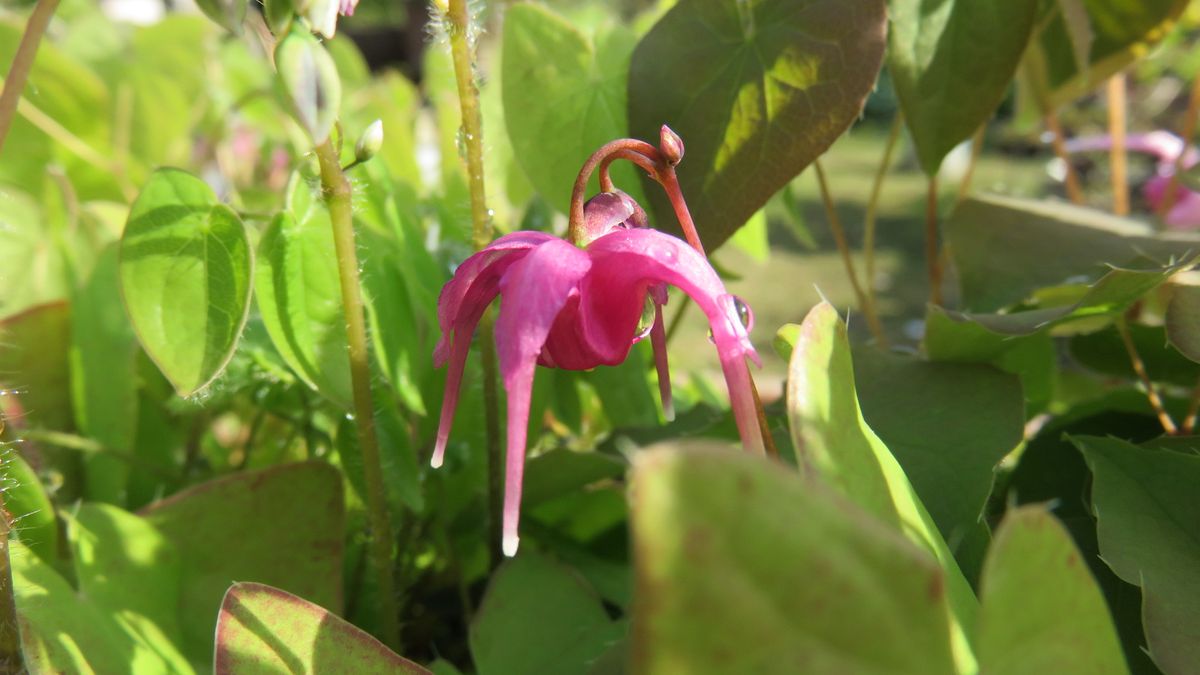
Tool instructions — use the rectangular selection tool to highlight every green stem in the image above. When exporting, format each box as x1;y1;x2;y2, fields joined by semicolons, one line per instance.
0;0;60;155
446;0;503;565
313;139;400;649
1116;314;1177;435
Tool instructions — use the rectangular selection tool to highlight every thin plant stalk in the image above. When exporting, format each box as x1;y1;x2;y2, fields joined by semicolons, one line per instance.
862;114;902;349
0;0;60;154
1115;315;1177;434
313;139;400;650
1158;72;1200;219
446;0;504;564
813;159;886;344
1182;376;1200;435
1107;74;1129;216
925;176;943;306
1045;110;1085;205
955;124;986;208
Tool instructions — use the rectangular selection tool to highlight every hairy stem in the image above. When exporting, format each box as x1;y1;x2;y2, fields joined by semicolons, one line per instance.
314;139;400;649
0;0;60;155
862;114;902;349
1107;74;1129;216
1045;111;1085;205
1115;315;1177;434
446;0;503;564
925;176;943;306
1159;72;1200;220
813;159;886;343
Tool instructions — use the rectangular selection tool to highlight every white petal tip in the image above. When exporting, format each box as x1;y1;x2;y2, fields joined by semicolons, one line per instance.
430;456;443;469
663;405;675;422
502;534;519;557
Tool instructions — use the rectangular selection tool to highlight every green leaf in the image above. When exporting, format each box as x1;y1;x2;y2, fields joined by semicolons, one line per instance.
1030;0;1188;108
948;195;1199;312
336;389;424;516
853;348;1023;548
119;169;253;397
139;462;344;666
2;453;59;567
0;190;72;317
254;186;352;408
1071;322;1200;388
0;301;72;431
71;245;140;504
786;302;977;648
628;0;887;249
923;305;1058;415
274;28;342;144
194;0;246;33
502;5;644;213
470;552;625;675
727;209;769;263
977;506;1128;675
522;449;626;506
630;444;960;674
888;0;1040;175
68;502;190;662
1165;277;1200;363
12;539;193;673
215;582;429;674
1073;436;1200;674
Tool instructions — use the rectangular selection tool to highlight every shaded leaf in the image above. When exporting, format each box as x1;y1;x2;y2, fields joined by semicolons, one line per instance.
630;444;960;674
628;0;887;249
139;462;344;666
0;302;72;431
215;582;429;674
1071;323;1200;388
1165;277;1200;363
119;169;253;396
470;552;624;675
888;0;1039;174
977;506;1128;675
194;0;246;33
1073;436;1200;674
502;5;644;212
786;301;977;643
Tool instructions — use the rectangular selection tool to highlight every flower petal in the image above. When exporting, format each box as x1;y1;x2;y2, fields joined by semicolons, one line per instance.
494;239;592;555
1066;131;1199;168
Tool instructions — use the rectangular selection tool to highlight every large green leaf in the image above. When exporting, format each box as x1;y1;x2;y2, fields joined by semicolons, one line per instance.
1073;436;1200;674
786;301;977;660
470;552;625;675
0;302;72;431
977;506;1127;675
2;453;59;567
627;0;887;249
949;195;1199;312
12;539;192;673
502;4;644;213
119;169;253;396
215;582;429;674
71;245;140;504
254;179;352;408
1029;0;1188;108
630;444;960;674
139;462;344;666
0;190;72;317
853;348;1023;547
888;0;1040;174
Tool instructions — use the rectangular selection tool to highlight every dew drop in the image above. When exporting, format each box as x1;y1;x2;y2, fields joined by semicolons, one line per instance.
732;295;754;331
633;295;657;342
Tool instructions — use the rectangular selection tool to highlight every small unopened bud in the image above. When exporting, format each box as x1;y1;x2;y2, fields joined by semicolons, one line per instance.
354;119;384;163
660;125;684;165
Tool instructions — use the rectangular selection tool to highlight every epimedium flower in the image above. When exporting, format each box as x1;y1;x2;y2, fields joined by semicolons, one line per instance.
431;127;766;556
1066;130;1200;229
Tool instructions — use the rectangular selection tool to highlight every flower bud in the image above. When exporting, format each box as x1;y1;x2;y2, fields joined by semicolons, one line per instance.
660;125;685;165
354;119;384;163
581;190;648;244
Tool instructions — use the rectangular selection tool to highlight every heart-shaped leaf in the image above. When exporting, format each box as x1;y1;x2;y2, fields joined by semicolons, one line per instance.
138;462;344;666
888;0;1040;174
502;4;645;213
215;582;429;674
1072;436;1200;674
977;506;1127;675
631;443;961;673
119;169;253;397
627;0;887;249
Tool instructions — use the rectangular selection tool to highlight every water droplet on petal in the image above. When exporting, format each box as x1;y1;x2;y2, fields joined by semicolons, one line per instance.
732;295;754;331
634;294;657;342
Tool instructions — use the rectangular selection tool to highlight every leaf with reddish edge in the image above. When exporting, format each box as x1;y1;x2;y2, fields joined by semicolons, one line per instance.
215;582;429;674
138;462;344;667
628;0;886;249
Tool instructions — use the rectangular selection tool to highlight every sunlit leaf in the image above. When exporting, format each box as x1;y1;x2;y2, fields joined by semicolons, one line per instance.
275;28;342;144
2;453;58;567
628;0;887;248
119;169;252;397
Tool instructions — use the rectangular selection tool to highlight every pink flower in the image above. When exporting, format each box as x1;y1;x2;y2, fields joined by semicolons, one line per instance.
430;132;764;557
338;0;357;16
1065;131;1200;229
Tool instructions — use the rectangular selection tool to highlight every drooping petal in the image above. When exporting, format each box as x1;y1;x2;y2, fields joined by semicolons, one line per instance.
493;239;592;556
649;298;674;421
584;229;763;453
1166;190;1200;230
431;232;555;468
